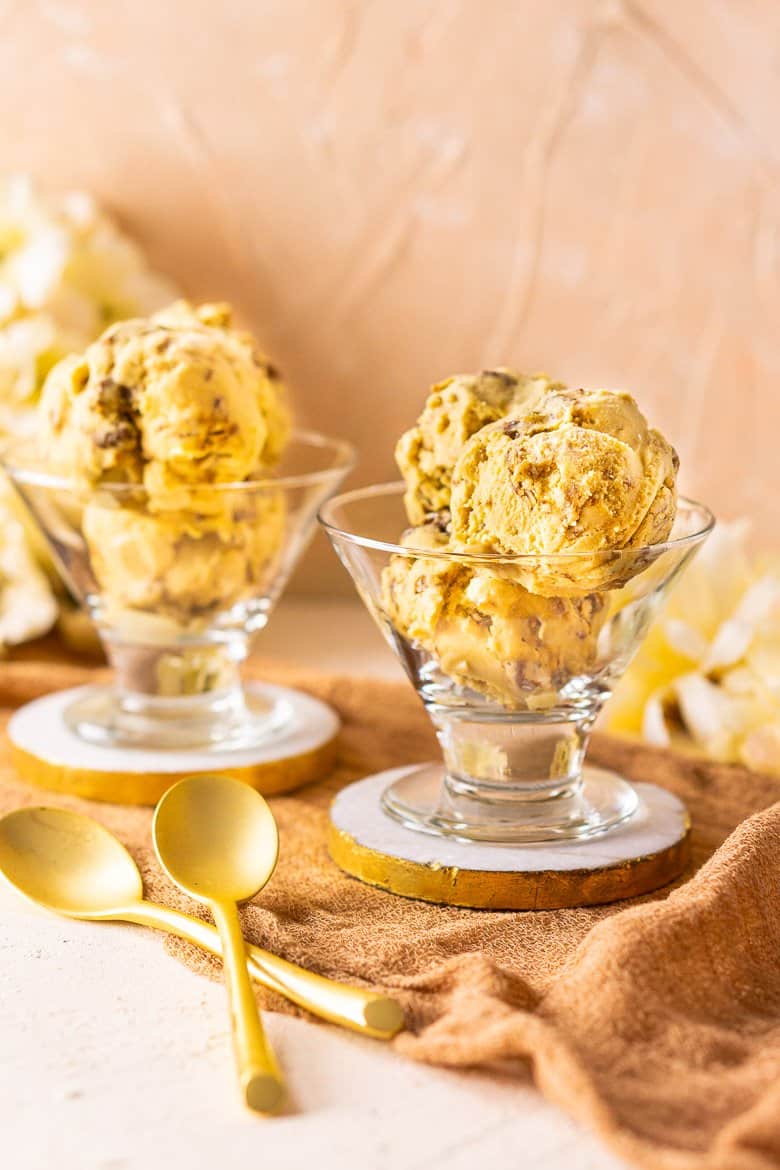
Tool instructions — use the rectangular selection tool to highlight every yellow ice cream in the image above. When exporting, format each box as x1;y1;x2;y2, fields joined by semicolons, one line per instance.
388;373;679;704
39;300;290;497
395;369;561;526
38;301;291;626
83;488;285;622
450;387;678;593
382;524;606;707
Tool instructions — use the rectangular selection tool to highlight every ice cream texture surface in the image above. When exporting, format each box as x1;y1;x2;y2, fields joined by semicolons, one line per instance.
83;489;286;622
386;370;679;705
38;301;291;624
450;387;678;580
395;369;562;526
383;524;606;707
39;300;290;498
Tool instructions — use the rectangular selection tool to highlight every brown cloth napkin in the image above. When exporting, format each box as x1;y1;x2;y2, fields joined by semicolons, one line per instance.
1;656;779;1170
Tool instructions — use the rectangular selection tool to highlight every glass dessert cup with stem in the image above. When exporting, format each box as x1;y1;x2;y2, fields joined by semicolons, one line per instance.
320;483;715;844
3;430;355;751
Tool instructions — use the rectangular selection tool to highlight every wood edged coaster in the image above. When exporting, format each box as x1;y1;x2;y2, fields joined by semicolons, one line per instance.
328;766;691;910
8;682;339;805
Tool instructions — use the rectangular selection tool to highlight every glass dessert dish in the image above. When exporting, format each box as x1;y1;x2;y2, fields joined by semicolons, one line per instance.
4;430;354;750
320;483;714;844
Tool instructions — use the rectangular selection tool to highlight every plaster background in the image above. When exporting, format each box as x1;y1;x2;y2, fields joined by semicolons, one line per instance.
3;0;777;591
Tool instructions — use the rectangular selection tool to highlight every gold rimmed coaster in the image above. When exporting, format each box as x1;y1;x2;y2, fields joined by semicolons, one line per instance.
329;768;691;910
8;682;339;805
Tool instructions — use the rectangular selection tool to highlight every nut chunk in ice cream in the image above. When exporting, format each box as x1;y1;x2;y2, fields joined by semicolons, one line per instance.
37;301;292;623
395;369;561;526
382;524;606;708
450;387;678;592
39;300;291;494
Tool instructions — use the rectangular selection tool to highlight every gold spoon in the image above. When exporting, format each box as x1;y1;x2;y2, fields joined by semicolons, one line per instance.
0;806;404;1059
153;775;284;1113
0;805;403;1039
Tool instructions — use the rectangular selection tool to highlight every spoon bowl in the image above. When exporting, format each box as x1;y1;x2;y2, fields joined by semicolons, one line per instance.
152;774;279;904
0;806;142;915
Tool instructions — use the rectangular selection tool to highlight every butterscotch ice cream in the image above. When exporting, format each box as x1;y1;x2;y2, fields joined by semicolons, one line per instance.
450;387;678;592
395;369;561;526
83;489;285;621
386;370;679;705
383;524;606;707
38;301;291;624
40;301;290;498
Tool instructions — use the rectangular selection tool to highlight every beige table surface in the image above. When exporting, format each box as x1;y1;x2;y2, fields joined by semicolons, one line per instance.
0;597;627;1170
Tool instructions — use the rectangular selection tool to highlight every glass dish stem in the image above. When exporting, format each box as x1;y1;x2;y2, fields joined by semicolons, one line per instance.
66;633;291;750
433;705;594;798
382;705;638;842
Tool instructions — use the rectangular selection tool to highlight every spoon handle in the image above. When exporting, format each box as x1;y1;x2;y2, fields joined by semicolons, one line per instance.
210;898;285;1114
122;900;404;1039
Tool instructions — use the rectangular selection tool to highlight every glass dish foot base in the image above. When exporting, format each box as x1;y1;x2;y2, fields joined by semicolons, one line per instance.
382;763;639;843
64;682;292;751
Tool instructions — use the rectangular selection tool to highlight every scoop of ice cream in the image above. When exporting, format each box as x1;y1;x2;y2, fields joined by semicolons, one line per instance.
395;369;561;526
382;525;606;707
450;387;678;593
39;300;291;499
83;488;285;624
38;300;292;631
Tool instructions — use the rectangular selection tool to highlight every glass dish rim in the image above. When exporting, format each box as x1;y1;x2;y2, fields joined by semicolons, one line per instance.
1;428;356;495
318;480;716;563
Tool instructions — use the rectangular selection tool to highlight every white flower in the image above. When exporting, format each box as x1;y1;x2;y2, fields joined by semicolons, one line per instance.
0;175;180;646
0;174;179;432
607;521;780;774
0;486;57;648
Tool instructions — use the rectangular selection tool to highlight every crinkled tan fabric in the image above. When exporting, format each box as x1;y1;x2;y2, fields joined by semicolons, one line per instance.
1;654;779;1170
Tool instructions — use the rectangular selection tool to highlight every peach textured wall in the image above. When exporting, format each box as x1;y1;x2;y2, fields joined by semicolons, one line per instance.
4;0;778;592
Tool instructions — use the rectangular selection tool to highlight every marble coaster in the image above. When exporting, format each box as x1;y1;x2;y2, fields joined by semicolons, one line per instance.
329;766;691;909
9;682;339;805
